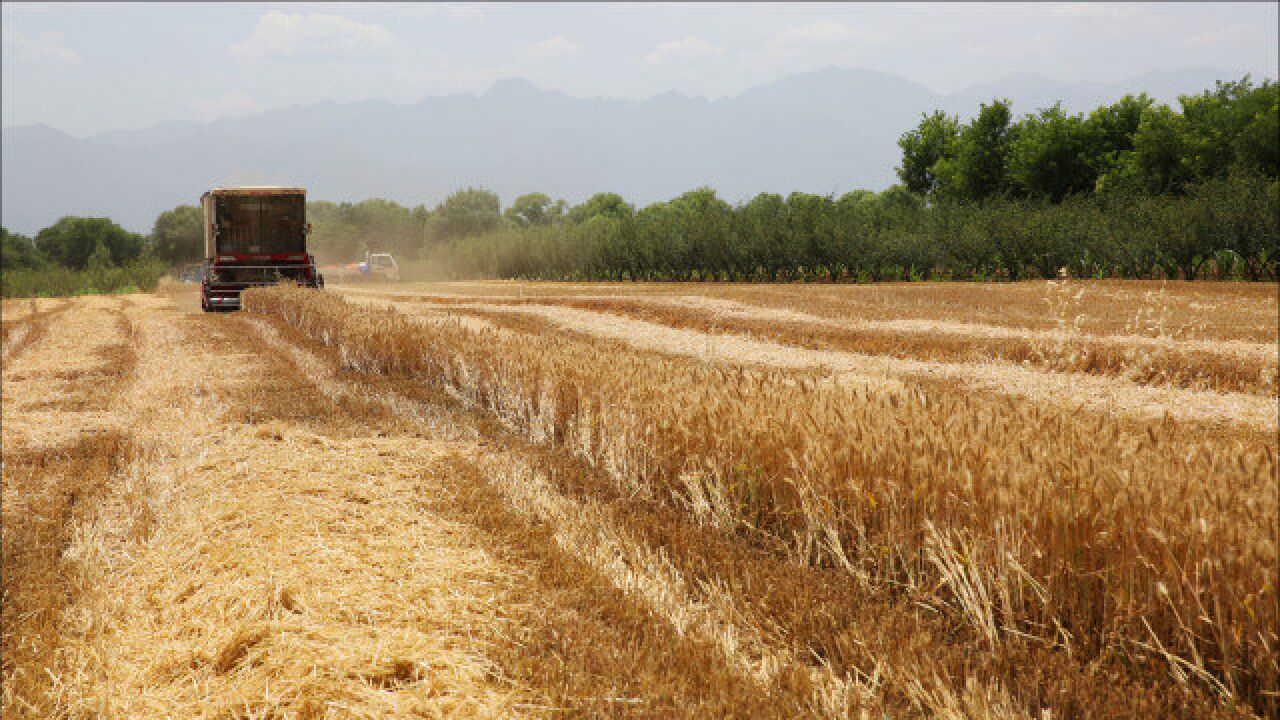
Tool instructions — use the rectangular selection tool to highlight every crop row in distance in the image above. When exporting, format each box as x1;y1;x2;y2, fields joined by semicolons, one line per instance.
409;293;1278;396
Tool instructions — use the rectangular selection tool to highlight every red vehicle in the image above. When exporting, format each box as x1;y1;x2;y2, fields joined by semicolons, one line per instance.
200;187;323;312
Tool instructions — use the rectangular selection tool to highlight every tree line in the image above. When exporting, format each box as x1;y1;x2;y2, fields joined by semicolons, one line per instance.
898;77;1276;201
4;76;1275;290
0;185;571;282
1;219;167;297
430;173;1276;282
426;76;1278;282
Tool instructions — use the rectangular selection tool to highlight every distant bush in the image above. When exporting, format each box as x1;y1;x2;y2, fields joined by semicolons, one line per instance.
2;228;45;270
35;216;146;269
1;260;166;298
148;205;204;265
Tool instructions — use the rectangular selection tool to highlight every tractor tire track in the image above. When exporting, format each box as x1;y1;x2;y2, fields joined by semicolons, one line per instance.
1;298;71;367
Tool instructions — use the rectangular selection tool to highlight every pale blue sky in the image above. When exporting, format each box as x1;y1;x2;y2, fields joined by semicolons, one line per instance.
3;2;1276;136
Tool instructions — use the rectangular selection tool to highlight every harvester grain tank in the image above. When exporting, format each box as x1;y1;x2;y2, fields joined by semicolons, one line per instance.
200;187;324;311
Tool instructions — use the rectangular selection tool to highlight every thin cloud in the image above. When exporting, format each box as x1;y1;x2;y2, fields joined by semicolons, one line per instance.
530;35;581;59
770;21;876;49
741;21;876;75
230;12;394;62
3;27;81;68
963;33;1061;60
189;90;259;121
1184;22;1263;48
644;36;724;65
279;3;482;20
1049;3;1142;21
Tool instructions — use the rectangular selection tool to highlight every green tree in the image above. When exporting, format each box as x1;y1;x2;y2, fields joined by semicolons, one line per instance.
897;110;960;197
1184;171;1279;280
1230;80;1279;178
1084;94;1152;178
149;205;204;265
950;99;1015;201
737;193;791;279
306;198;431;262
307;201;363;262
1100;78;1278;194
35;217;145;269
1179;77;1279;179
875;184;925;212
839;189;877;206
1007;105;1097;201
87;241;114;269
669;188;734;279
567;192;635;223
1106;105;1192;193
505;193;566;227
1;228;45;270
348;198;426;257
1232;89;1280;178
786;191;839;273
426;188;502;243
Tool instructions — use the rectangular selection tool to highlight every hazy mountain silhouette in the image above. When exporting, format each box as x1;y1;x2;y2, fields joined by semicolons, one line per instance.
0;66;1249;233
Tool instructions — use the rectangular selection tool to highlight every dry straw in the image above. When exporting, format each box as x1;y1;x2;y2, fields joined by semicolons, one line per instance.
246;285;1277;717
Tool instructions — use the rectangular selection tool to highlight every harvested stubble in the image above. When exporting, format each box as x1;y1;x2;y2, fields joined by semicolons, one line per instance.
245;286;1277;717
1;431;137;717
248;312;841;717
22;298;541;718
1;297;141;718
1;298;69;363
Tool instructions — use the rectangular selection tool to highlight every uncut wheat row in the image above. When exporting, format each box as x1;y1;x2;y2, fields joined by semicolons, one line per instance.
411;293;1278;396
245;286;1277;716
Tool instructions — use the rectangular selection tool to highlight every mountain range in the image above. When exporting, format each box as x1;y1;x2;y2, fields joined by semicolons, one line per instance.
0;66;1249;234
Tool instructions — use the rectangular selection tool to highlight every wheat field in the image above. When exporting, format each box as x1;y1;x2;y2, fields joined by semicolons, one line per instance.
2;279;1275;719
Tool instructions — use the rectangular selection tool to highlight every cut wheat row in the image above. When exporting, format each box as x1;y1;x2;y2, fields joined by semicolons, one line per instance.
246;286;1277;717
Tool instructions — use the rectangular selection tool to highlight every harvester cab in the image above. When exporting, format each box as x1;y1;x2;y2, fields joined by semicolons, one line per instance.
200;187;324;312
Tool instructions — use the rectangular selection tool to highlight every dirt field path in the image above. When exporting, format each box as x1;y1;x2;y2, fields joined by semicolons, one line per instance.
340;290;1277;431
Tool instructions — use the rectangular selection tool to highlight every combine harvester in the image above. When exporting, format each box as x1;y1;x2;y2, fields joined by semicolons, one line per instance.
200;186;323;312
